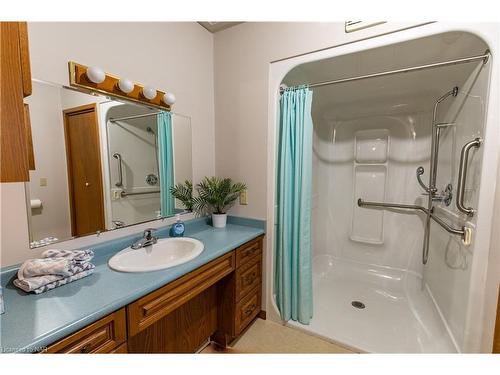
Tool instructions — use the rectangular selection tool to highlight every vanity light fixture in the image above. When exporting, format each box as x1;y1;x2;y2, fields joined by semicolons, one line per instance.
69;61;173;110
117;78;134;94
142;86;157;100
162;92;176;105
86;66;105;84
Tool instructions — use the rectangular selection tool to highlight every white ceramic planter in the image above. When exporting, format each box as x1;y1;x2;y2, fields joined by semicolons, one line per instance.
212;213;227;228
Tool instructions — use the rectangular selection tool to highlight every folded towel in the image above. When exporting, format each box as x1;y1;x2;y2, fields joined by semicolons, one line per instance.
17;249;94;279
13;267;95;294
14;263;95;292
42;249;94;262
14;249;95;294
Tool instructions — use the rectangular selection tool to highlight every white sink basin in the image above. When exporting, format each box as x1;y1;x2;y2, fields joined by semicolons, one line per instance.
108;237;204;272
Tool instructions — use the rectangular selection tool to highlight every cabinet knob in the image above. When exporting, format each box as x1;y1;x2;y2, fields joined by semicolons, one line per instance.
80;344;91;353
85;182;90;187
244;303;256;316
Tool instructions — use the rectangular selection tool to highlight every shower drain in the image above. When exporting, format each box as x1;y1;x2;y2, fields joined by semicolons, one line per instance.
351;301;366;309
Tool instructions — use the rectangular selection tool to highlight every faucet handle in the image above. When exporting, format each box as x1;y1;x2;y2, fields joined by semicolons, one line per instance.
143;228;158;239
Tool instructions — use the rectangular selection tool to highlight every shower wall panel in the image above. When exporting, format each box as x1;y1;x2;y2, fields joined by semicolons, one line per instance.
312;112;432;274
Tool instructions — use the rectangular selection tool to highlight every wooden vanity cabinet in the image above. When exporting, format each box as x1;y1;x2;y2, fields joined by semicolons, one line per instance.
43;236;264;353
212;236;263;347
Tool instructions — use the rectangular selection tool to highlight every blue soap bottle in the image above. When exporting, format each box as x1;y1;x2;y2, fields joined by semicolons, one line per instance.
170;214;185;237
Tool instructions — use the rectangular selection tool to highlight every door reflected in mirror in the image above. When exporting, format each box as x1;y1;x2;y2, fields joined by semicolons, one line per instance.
25;80;193;248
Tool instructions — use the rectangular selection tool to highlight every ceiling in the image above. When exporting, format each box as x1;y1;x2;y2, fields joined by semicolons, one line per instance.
198;22;243;33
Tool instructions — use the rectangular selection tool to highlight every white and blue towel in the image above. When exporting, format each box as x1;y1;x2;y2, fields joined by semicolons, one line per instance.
13;249;95;294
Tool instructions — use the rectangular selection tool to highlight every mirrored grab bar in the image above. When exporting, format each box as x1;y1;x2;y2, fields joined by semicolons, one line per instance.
113;153;123;187
120;190;160;197
357;199;467;240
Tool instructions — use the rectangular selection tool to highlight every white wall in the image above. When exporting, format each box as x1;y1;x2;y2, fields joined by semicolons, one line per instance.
213;22;429;219
1;22;214;267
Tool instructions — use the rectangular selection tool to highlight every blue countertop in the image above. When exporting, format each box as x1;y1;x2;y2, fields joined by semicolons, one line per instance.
0;216;265;353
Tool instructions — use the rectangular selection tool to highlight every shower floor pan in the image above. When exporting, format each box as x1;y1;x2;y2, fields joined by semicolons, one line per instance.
287;256;456;353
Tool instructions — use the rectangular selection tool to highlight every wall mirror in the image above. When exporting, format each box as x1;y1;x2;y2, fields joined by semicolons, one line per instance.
25;79;193;248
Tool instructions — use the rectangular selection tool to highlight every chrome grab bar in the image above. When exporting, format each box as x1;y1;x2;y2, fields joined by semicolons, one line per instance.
456;138;482;217
357;198;466;240
112;153;123;187
120;190;160;197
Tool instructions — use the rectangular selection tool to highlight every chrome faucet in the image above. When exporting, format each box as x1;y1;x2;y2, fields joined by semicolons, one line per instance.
131;228;158;249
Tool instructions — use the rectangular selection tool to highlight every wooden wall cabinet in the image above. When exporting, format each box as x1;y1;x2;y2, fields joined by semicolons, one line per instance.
42;236;264;354
0;22;34;182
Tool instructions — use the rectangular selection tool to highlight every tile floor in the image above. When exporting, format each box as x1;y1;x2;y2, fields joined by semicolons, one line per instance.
201;318;354;354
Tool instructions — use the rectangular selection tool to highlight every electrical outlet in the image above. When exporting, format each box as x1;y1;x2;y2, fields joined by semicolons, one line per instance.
239;190;248;205
39;178;47;187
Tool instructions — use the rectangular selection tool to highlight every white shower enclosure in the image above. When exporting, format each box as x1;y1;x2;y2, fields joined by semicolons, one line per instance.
266;24;499;353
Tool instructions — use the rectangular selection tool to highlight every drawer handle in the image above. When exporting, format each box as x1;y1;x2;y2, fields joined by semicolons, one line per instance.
244;303;257;316
244;272;257;286
243;246;258;257
80;344;92;353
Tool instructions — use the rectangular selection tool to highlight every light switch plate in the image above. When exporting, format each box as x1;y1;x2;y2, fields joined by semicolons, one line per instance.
39;177;47;187
239;190;248;205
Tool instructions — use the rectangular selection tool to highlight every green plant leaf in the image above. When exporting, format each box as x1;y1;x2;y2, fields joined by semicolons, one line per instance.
169;180;193;211
194;176;247;215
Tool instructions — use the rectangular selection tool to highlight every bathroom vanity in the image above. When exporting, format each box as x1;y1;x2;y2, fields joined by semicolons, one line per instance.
43;235;262;353
0;218;265;353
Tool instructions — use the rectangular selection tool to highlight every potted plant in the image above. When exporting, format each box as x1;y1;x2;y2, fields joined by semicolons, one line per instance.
193;177;247;228
169;180;193;212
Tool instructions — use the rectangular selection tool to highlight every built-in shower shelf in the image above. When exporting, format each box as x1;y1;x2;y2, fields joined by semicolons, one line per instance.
350;129;390;245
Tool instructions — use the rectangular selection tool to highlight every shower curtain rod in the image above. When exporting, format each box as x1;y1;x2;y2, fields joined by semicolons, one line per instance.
109;112;162;122
280;51;490;93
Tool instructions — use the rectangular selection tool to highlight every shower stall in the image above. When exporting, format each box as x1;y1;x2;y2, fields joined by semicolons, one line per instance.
267;25;499;353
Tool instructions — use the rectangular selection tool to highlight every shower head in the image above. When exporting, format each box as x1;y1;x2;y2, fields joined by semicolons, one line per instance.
146;127;155;135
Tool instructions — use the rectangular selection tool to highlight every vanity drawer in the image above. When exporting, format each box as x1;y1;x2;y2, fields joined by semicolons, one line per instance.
127;252;235;336
45;308;126;353
235;236;263;268
235;256;261;301
234;285;261;336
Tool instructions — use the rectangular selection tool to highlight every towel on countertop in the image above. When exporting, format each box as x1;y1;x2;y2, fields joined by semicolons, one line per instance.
17;249;94;279
13;249;95;294
13;267;95;294
42;249;94;261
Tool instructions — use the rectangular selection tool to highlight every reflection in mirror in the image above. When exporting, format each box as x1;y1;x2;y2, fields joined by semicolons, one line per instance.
25;80;193;248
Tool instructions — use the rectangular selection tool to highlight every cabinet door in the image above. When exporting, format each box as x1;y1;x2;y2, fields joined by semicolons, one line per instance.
0;22;32;182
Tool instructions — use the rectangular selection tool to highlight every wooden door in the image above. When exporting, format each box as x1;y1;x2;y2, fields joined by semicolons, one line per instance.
63;104;105;236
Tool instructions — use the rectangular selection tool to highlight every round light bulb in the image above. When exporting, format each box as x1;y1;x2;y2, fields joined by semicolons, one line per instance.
117;78;134;94
162;92;176;106
86;66;105;84
142;86;157;100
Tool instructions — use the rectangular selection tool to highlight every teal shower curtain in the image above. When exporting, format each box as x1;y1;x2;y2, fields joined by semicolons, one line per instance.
275;86;314;325
157;111;175;217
